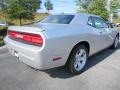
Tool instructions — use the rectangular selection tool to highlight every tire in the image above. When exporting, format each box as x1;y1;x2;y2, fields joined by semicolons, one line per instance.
111;35;119;49
66;44;88;74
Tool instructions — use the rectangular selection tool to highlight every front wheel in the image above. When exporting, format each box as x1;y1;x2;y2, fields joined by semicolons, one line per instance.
66;44;88;74
111;36;119;49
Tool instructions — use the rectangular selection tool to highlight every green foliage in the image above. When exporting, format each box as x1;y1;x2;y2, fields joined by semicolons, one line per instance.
6;0;42;25
0;0;7;21
44;0;53;13
89;0;108;20
0;0;7;10
111;0;120;12
0;12;46;26
0;26;7;31
76;0;109;20
110;0;120;18
0;36;3;40
75;0;92;13
0;41;4;46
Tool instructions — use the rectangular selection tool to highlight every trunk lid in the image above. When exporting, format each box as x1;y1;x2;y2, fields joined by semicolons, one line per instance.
8;25;45;34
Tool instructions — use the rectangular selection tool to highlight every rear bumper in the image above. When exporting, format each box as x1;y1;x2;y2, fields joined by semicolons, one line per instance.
4;36;67;70
4;36;44;69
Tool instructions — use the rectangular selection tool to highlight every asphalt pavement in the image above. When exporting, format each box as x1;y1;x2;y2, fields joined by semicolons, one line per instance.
0;45;120;90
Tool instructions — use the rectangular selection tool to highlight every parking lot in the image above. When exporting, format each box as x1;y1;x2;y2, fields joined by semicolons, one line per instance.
0;45;120;90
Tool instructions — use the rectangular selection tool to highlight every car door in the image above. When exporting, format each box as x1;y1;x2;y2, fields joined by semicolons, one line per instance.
87;16;106;54
92;17;113;50
106;22;116;44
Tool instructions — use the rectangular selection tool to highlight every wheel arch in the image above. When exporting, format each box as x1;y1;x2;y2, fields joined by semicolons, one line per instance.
72;41;90;55
65;41;90;65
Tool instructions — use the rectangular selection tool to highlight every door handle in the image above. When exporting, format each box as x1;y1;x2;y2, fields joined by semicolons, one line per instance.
99;31;103;34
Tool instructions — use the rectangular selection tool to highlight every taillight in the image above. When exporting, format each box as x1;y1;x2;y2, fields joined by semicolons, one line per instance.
8;30;43;46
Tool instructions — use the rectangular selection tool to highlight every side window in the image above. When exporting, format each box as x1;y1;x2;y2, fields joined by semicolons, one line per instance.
87;17;94;27
93;17;108;28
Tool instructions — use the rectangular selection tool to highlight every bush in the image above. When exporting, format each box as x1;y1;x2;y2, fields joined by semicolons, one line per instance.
0;35;4;46
0;41;4;46
0;36;3;40
0;26;7;36
0;29;6;47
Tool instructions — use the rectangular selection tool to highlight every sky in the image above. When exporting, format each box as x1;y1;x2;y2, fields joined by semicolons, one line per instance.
37;0;77;14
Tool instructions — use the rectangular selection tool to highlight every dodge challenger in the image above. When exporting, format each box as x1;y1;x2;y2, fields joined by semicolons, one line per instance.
4;13;119;74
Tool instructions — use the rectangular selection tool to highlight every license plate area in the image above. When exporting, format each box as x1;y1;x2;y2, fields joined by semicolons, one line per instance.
14;51;19;58
9;48;19;58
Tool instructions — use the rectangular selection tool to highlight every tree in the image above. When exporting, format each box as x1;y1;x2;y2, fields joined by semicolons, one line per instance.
44;0;53;14
89;0;109;20
110;0;120;12
75;0;92;13
108;0;120;22
76;0;109;20
6;0;42;25
0;0;6;10
0;0;7;22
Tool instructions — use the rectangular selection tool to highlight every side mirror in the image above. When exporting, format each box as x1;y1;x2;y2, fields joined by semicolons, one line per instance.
109;23;114;28
107;23;114;28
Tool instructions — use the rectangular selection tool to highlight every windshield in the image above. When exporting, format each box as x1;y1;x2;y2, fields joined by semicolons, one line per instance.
41;15;74;24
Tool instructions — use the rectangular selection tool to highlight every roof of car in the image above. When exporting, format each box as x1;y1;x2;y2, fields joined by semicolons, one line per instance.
53;13;101;25
54;13;100;17
56;13;100;25
34;13;101;25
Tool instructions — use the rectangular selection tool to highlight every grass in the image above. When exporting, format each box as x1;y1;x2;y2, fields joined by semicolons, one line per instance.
115;27;120;30
7;13;46;25
113;18;120;23
0;12;47;26
0;26;7;30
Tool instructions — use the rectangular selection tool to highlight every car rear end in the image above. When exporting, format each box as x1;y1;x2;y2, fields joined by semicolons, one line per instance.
4;26;46;69
4;14;76;70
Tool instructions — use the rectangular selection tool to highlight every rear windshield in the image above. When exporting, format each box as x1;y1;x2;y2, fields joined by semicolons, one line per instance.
41;15;74;24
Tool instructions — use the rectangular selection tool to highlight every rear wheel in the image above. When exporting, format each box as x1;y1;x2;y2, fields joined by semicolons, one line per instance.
111;36;119;49
66;44;88;74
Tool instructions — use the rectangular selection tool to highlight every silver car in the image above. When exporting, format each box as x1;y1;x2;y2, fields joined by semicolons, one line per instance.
0;21;7;27
4;13;119;74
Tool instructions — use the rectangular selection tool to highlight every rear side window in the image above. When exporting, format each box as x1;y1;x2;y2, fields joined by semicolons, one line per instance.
41;15;74;24
93;17;108;28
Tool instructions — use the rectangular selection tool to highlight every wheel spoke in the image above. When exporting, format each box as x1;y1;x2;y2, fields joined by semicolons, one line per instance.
74;48;87;71
77;62;82;69
75;53;79;59
79;49;84;56
74;61;78;68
